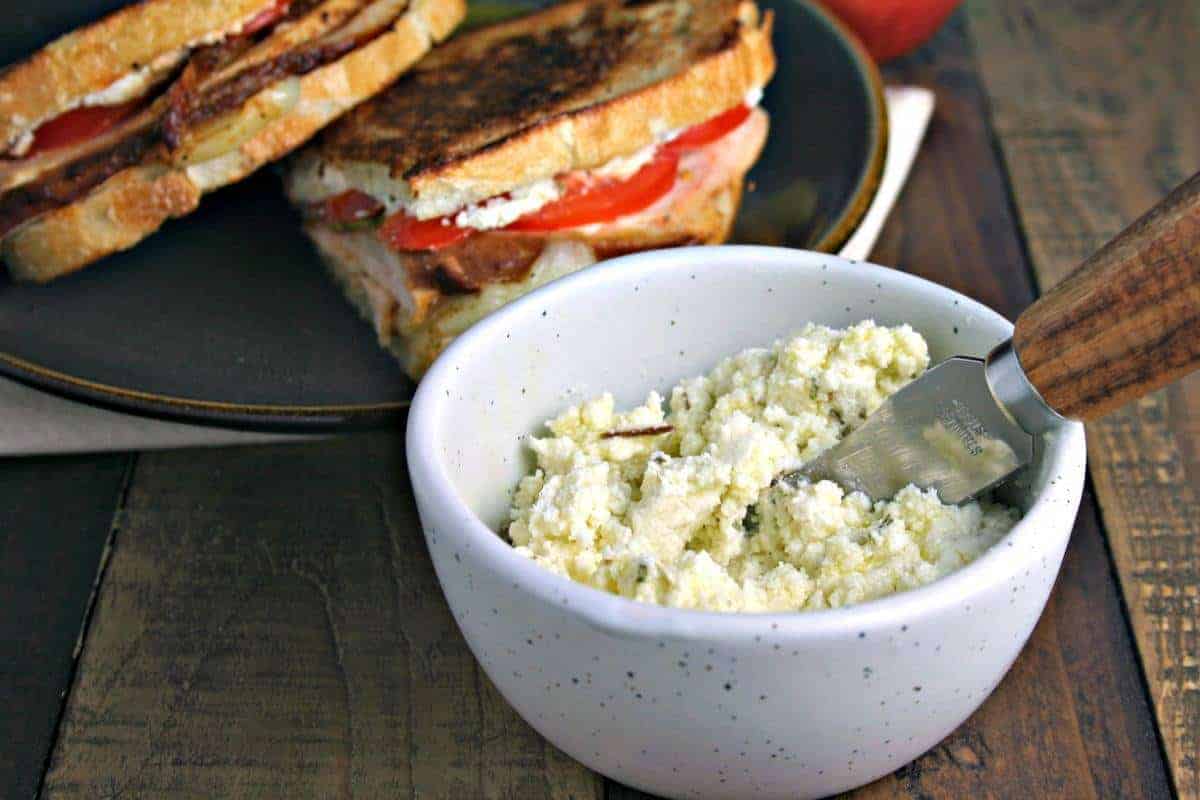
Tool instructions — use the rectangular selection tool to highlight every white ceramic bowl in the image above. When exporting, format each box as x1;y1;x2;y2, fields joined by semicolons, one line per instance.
406;246;1086;799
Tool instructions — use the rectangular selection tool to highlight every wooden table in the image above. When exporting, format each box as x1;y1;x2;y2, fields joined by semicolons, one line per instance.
3;3;1196;798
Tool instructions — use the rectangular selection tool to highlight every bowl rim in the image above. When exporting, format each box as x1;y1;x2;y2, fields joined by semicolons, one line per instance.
407;245;1087;641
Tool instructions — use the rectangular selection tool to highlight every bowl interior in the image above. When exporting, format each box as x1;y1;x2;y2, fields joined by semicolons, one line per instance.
418;246;1052;534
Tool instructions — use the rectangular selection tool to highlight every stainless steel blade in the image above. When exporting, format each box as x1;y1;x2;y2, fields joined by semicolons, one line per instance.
791;356;1035;504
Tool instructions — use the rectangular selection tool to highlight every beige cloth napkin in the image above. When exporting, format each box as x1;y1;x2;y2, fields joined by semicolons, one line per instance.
0;87;934;456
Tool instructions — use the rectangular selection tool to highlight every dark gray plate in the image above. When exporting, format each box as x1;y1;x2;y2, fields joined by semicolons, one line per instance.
0;0;885;431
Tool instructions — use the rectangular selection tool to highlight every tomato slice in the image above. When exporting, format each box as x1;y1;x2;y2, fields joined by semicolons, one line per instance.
506;148;681;232
507;104;749;232
380;211;473;251
22;100;144;158
372;102;752;247
243;0;291;35
314;190;384;227
663;104;752;155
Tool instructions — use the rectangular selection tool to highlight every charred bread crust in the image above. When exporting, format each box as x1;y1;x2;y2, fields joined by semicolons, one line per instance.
309;0;775;214
1;0;465;283
0;0;274;154
409;2;773;204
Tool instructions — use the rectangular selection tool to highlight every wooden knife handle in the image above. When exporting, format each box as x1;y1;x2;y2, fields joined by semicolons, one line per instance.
1013;171;1200;421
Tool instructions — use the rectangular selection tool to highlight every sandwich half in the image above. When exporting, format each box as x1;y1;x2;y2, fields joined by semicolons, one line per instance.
285;0;776;378
0;0;465;282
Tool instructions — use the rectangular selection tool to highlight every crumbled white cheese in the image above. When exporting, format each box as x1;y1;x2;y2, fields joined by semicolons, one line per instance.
507;322;1019;613
744;85;764;108
589;142;658;181
81;68;159;107
80;48;188;108
453;179;563;230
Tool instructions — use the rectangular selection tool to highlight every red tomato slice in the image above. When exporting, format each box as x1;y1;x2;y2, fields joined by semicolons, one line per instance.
380;211;473;251
506;148;681;232
315;190;384;226
243;0;291;35
373;103;751;247
23;100;144;158
663;104;752;154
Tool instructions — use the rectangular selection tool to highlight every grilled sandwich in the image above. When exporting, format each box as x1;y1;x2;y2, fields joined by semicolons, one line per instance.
0;0;465;282
285;0;776;378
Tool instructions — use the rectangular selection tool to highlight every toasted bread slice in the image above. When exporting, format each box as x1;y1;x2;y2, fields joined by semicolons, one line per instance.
303;107;768;378
2;0;465;283
292;0;775;219
0;0;277;156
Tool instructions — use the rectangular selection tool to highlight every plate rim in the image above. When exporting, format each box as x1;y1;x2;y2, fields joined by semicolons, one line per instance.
0;0;889;433
0;351;407;431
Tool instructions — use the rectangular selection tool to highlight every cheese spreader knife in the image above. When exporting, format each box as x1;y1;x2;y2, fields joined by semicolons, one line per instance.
791;170;1200;504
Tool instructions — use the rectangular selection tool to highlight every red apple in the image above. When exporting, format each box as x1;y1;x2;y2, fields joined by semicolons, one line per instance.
817;0;961;63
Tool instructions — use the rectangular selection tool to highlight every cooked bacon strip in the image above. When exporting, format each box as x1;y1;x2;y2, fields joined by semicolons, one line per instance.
0;125;160;238
160;36;261;149
402;233;547;294
0;107;164;236
179;0;364;95
163;0;407;146
164;43;351;147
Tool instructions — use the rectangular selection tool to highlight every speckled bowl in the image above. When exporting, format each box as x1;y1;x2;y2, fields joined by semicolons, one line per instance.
406;246;1086;799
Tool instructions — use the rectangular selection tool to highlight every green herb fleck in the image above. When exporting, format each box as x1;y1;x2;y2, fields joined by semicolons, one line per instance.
636;563;649;583
742;505;760;537
332;215;383;233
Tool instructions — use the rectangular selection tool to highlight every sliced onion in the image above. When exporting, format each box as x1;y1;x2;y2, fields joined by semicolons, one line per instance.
172;76;301;165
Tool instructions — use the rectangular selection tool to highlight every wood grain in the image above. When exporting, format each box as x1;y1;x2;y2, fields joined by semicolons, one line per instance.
0;453;131;800
39;435;603;799
969;1;1200;796
850;14;1171;797
606;13;1171;799
1014;170;1200;420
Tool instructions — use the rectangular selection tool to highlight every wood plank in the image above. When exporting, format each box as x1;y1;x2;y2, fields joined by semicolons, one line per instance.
849;13;1171;797
605;12;1170;799
39;435;603;799
0;453;130;800
967;2;1200;796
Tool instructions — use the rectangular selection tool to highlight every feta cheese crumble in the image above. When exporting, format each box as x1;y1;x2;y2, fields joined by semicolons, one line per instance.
506;322;1019;613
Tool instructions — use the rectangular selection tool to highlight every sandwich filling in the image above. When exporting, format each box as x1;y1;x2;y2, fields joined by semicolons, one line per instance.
0;0;408;239
300;94;766;252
